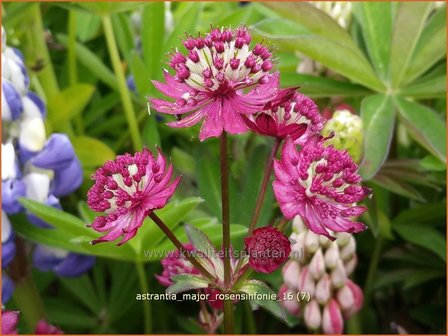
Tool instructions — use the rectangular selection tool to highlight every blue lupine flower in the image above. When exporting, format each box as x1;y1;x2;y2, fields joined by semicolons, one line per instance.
33;246;96;277
2;274;14;304
1;26;95;298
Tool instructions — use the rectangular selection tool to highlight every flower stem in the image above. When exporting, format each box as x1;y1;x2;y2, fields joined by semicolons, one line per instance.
248;138;282;234
363;235;383;308
101;14;142;151
135;262;152;334
148;212;215;282
244;301;256;334
219;132;234;334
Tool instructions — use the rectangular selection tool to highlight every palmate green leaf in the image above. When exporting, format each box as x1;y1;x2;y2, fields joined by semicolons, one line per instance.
59;275;101;314
389;2;433;88
393;222;446;261
372;171;425;202
77;2;144;15
129;51;152;97
47;84;94;127
394;97;446;162
400;75;446;99
253;19;384;92
142;115;161;149
16;200;138;261
71;136;115;169
45;297;97;328
359;95;395;179
57;34;118;91
141;2;165;83
280;73;371;97
236;279;287;322
403;270;445;290
261;2;355;47
420;155;447;172
404;7;447;85
393;201;446;226
76;11;101;42
111;12;134;61
353;2;393;80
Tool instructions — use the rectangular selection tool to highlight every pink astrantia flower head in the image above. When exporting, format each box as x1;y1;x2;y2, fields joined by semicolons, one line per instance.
87;148;180;245
244;85;325;142
273;137;370;240
244;226;291;273
156;243;200;286
35;320;64;334
150;26;279;141
1;310;19;335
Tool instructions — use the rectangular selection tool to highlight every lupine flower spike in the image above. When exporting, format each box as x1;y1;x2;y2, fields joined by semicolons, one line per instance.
150;26;279;141
273;137;370;239
87;148;180;245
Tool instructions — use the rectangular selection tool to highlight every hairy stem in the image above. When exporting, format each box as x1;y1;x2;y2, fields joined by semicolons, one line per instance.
220;132;234;334
149;212;215;282
135;262;152;333
248;138;282;234
102;14;142;150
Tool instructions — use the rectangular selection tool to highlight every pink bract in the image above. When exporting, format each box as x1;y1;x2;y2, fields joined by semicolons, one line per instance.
1;310;19;335
156;243;200;286
244;226;291;273
244;83;325;142
35;320;64;334
150;26;279;141
87;148;180;245
273;137;370;240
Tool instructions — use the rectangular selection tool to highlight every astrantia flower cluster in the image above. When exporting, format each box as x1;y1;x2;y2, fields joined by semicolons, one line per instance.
150;26;279;141
1;26;94;303
273;137;370;240
87;148;180;245
279;217;363;334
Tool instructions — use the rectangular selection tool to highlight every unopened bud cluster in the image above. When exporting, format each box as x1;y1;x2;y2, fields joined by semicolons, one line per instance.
279;216;363;334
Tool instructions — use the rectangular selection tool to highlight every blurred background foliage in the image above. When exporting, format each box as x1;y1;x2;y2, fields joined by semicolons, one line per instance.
2;1;446;334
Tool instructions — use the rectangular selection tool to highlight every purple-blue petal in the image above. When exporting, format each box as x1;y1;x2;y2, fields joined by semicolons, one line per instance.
26;92;46;118
126;74;136;92
26;194;61;228
31;134;75;171
2;179;26;214
2;81;23;120
51;158;83;197
2;274;15;304
55;253;96;277
33;245;63;272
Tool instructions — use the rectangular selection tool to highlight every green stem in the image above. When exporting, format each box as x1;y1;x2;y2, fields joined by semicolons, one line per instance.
244;301;256;334
363;235;383;309
149;212;215;282
67;10;84;135
101;14;142;151
248;138;281;234
29;4;59;98
219;132;234;334
135;262;152;334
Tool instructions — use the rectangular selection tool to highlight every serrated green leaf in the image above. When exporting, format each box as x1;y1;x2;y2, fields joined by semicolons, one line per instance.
394;97;446;162
72;136;115;168
47;84;94;127
420;155;447;172
166;274;210;294
129;51;152;97
400;75;446;99
360;95;395;179
237;279;286;322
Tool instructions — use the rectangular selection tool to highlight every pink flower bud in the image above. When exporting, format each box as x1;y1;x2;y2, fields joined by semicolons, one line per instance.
340;236;356;261
331;259;347;288
319;234;331;249
336;232;351;247
315;274;332;305
322;299;344;334
279;284;300;315
35;320;64;334
324;242;340;269
282;260;301;290
305;231;319;254
344;254;357;276
304;300;321;330
298;266;315;297
1;310;19;335
309;249;325;280
336;279;363;318
290;232;305;261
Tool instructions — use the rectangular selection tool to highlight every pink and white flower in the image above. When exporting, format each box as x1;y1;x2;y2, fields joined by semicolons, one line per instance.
87;148;180;245
273;137;370;239
150;26;278;141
